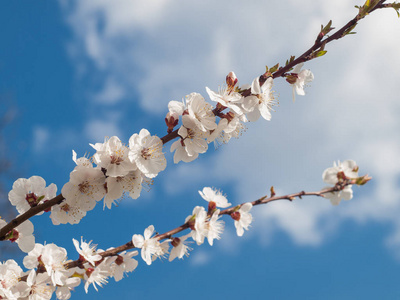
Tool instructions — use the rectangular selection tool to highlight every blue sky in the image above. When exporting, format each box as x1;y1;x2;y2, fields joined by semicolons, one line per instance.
1;1;400;299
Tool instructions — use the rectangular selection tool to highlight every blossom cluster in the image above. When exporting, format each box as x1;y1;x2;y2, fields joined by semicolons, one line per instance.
1;64;314;243
0;240;139;299
0;187;255;299
0;160;367;300
167;66;312;163
0;163;366;299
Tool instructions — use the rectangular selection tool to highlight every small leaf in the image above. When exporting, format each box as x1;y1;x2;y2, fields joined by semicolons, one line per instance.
315;50;327;57
269;63;279;73
270;186;276;197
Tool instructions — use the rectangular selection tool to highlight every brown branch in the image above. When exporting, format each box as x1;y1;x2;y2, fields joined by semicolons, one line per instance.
0;194;65;240
264;0;387;83
63;183;347;269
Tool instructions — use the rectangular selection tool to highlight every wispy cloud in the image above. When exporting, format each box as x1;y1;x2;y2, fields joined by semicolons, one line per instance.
33;126;50;154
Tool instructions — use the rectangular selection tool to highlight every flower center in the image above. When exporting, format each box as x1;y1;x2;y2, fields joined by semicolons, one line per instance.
110;155;123;165
78;181;90;194
26;192;38;207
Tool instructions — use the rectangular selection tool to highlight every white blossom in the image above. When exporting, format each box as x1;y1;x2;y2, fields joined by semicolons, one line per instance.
206;86;244;115
41;244;69;286
129;129;166;178
23;243;45;270
23;243;69;286
322;160;359;205
72;150;92;168
0;219;35;253
206;210;224;246
186;206;208;245
110;250;139;282
83;259;113;293
61;165;106;212
0;259;30;299
172;124;209;163
168;99;186;116
50;200;87;225
8;176;57;215
245;77;276;122
182;92;217;132
90;136;136;177
291;62;314;101
324;186;354;206
232;203;253;237
132;225;169;265
104;169;143;209
199;187;231;208
55;277;81;300
73;238;102;266
170;138;198;164
322;160;359;185
208;113;245;146
25;271;54;300
169;234;193;262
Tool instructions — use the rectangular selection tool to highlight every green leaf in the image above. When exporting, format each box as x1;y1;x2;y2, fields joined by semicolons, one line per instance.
315;50;327;57
269;63;279;73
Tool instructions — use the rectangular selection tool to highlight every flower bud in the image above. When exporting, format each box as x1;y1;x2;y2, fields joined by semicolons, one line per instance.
355;174;372;185
230;211;241;221
115;255;124;266
226;71;238;91
85;268;94;277
165;112;179;133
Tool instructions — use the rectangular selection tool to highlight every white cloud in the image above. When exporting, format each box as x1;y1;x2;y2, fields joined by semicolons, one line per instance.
84;118;122;142
93;76;125;104
33;126;50;153
190;250;210;266
61;0;400;250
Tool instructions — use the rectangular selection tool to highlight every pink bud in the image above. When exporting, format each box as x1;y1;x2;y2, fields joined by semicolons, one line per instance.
226;71;238;90
165;112;179;133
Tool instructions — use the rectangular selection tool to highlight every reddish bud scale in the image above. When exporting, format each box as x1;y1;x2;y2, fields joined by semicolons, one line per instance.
208;201;217;213
171;237;181;248
78;255;86;262
231;211;241;221
187;218;196;231
86;268;94;277
115;255;124;266
337;171;346;182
